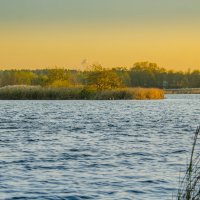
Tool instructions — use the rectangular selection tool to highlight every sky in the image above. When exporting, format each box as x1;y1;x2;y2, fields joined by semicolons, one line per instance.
0;0;200;70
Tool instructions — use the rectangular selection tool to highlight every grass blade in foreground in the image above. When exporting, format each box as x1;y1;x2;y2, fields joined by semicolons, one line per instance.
177;126;200;200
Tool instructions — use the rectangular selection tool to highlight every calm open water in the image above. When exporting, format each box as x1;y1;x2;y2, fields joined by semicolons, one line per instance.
0;95;200;200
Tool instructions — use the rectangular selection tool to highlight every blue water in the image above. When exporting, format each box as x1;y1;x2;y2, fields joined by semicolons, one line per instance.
0;95;200;200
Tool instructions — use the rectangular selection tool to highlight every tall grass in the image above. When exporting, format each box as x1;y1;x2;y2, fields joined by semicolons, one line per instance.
95;88;164;100
0;85;83;100
177;126;200;200
0;85;164;100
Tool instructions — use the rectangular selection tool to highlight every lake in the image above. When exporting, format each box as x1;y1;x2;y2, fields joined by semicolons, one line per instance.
0;94;200;200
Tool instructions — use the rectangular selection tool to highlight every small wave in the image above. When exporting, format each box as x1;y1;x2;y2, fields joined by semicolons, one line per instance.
126;190;146;194
170;150;187;154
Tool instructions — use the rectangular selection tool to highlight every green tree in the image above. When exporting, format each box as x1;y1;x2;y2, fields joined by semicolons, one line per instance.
86;64;122;90
47;68;70;87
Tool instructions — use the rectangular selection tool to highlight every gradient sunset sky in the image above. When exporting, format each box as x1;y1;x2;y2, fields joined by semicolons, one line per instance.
0;0;200;70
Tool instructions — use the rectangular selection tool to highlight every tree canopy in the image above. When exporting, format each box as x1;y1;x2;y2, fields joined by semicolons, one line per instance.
0;62;199;89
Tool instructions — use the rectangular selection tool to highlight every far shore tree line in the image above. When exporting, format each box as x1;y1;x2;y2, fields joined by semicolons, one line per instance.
0;62;199;89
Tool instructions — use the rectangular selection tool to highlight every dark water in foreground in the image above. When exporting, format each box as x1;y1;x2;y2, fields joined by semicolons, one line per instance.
0;95;200;200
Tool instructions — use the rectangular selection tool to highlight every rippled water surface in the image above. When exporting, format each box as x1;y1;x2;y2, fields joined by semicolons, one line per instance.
0;95;200;200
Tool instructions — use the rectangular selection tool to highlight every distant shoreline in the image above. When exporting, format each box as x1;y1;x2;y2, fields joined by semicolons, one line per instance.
165;88;200;94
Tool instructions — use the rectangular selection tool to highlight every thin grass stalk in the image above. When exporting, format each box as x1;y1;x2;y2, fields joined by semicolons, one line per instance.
177;126;200;200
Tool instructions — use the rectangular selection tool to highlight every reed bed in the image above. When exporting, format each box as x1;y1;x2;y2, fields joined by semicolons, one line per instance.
0;85;164;100
95;88;164;100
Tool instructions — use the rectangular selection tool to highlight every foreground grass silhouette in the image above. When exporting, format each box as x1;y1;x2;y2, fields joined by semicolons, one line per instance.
0;85;164;100
177;126;200;200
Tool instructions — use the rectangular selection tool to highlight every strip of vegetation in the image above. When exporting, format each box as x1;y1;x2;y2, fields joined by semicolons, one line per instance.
165;88;200;94
0;62;199;89
0;86;164;100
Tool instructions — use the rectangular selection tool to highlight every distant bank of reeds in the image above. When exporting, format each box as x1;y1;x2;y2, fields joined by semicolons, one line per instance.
0;85;164;100
165;88;200;94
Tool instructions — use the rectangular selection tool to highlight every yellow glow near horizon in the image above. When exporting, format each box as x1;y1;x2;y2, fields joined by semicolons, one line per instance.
1;1;200;71
0;23;200;71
